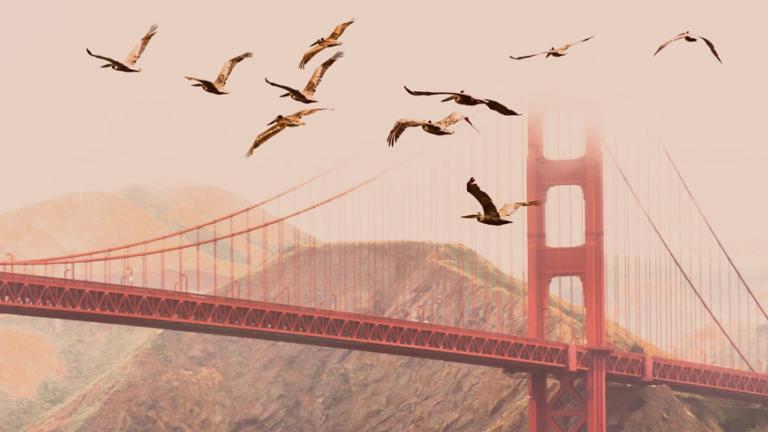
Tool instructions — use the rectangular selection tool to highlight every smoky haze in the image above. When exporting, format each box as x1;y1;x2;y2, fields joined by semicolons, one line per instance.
0;1;766;293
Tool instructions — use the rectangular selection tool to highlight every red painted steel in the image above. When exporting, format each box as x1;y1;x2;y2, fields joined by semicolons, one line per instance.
0;272;578;371
0;106;766;431
527;108;607;431
1;271;766;403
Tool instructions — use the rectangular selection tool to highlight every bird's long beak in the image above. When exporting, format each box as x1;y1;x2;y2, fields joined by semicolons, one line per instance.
465;118;479;133
267;116;280;125
461;214;479;219
441;96;453;102
280;93;290;98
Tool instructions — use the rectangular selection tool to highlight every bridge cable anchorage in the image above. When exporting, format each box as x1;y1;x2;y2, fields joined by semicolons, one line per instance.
604;143;756;372
5;157;360;266
662;144;768;322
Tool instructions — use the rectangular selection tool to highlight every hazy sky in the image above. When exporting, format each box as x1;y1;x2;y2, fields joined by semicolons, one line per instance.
1;1;766;291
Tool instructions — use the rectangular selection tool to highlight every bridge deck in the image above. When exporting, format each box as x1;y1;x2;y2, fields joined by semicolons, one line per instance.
1;272;766;402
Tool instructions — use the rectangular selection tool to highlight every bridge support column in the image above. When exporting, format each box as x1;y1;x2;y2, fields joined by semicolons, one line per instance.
526;107;606;432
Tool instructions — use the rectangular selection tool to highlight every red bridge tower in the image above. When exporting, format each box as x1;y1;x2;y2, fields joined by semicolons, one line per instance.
527;107;606;432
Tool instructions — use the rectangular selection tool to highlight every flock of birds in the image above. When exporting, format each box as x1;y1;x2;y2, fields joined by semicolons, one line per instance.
85;21;722;226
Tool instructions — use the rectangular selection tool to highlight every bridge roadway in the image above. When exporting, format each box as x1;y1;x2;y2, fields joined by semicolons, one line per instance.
1;271;766;403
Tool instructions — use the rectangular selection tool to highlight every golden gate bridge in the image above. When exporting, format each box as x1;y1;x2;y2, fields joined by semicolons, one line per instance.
1;106;766;432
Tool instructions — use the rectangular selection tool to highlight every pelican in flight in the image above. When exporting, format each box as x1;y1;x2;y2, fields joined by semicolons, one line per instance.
463;177;540;226
299;19;354;69
246;108;330;157
510;36;594;60
86;24;158;72
404;86;520;116
653;31;722;63
265;52;344;104
387;112;478;147
184;52;254;95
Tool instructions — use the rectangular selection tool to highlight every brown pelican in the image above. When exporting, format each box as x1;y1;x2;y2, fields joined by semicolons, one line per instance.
510;36;594;60
463;177;541;225
265;52;344;103
404;86;520;116
653;31;722;63
246;108;330;157
299;19;354;69
86;24;158;72
185;52;254;95
387;112;478;147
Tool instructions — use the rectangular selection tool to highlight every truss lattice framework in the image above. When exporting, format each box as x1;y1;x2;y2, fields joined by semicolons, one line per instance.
1;272;766;402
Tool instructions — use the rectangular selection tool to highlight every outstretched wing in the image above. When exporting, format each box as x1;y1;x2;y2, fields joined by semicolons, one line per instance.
699;36;722;63
509;51;548;60
185;76;213;86
264;78;302;97
299;44;326;69
86;48;121;65
124;24;158;66
482;99;520;116
498;200;541;217
292;107;331;118
215;52;253;87
654;33;686;56
387;119;425;147
328;19;355;40
436;112;464;127
303;51;343;96
437;112;479;132
247;123;288;157
466;177;498;217
403;86;461;97
562;35;594;49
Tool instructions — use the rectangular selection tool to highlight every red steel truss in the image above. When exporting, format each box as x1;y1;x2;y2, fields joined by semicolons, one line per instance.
1;271;767;404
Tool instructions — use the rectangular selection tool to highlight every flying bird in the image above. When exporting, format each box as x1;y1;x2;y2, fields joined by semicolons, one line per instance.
653;31;722;63
184;52;254;95
403;86;520;116
509;36;594;60
387;112;478;147
299;19;354;69
462;177;541;226
245;108;330;157
86;24;158;72
265;51;344;103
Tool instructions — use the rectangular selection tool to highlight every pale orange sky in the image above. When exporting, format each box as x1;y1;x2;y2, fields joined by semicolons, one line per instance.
0;1;766;292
